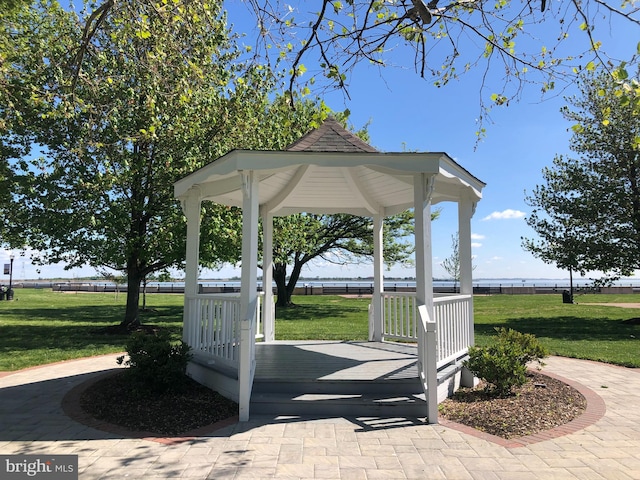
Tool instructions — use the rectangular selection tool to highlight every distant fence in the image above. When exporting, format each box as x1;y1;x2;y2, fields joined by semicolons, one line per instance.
48;283;187;293
5;281;640;295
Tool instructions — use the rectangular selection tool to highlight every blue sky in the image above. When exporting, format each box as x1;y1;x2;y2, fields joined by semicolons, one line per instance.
1;1;636;281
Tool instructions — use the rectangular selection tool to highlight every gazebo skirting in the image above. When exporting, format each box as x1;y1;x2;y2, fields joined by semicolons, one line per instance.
183;291;474;421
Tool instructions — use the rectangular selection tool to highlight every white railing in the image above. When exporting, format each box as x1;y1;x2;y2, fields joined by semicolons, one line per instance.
238;297;258;421
183;293;264;370
382;292;419;341
434;294;472;368
417;304;438;423
381;292;472;366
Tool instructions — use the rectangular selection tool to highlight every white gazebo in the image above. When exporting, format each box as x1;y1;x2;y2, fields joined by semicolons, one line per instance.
174;118;485;421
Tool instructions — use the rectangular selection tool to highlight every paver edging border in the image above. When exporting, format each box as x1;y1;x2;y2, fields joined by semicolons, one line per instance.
439;368;607;448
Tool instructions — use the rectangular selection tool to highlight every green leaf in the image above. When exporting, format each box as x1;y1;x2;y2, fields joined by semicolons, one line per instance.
136;30;151;39
612;66;629;81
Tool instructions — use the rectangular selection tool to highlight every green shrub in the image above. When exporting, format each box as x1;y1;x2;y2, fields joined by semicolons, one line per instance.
464;328;548;396
116;330;193;394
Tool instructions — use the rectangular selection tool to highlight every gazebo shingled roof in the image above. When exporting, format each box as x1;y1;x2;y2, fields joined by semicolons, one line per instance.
286;117;378;153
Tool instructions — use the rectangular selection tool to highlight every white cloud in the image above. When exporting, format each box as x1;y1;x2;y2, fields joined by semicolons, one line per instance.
482;209;526;221
471;242;482;248
471;233;485;240
484;256;503;264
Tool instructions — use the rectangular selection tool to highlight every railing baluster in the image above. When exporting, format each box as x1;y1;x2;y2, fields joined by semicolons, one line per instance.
183;292;264;369
380;292;472;369
211;298;215;353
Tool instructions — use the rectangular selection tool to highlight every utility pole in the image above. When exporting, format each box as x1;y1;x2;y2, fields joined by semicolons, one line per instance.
8;254;14;300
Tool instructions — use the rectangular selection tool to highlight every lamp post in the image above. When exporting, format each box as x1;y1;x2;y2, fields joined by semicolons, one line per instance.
8;254;14;300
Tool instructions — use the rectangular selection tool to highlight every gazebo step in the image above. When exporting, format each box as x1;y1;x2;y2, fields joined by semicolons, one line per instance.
250;391;427;417
249;360;469;417
250;378;427;417
252;378;423;396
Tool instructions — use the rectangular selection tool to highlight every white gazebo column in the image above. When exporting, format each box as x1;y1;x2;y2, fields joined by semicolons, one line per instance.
238;170;259;421
239;170;260;320
181;187;201;344
458;197;475;325
262;210;275;342
414;173;438;424
371;213;384;342
458;197;477;388
414;174;435;312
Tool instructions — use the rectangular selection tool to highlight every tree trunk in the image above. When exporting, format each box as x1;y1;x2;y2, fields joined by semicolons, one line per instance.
120;260;142;328
274;257;308;307
569;267;574;303
286;258;304;302
274;263;291;307
142;276;147;311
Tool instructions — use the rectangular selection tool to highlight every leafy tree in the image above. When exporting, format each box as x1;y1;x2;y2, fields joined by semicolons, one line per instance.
440;232;476;290
523;69;640;280
0;0;29;12
65;1;639;137
245;1;639;131
270;209;434;307
5;0;251;327
2;1;336;327
522;157;594;296
440;233;460;286
607;60;640;146
0;1;61;249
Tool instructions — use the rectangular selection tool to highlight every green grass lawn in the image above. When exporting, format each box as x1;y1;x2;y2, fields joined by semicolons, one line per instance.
474;294;640;367
274;295;371;340
1;289;639;370
0;289;184;370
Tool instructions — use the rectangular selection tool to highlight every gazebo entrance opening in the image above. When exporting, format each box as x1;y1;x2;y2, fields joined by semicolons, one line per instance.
174;118;485;421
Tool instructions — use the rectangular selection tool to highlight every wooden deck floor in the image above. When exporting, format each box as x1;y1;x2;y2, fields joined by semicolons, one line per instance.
254;341;419;382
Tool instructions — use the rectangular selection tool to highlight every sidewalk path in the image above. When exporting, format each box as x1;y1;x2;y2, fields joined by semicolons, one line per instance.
0;354;639;479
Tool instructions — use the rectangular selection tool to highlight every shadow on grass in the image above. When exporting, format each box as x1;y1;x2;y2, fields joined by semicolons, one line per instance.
1;304;183;325
0;324;130;353
0;304;184;367
475;315;640;343
275;299;368;322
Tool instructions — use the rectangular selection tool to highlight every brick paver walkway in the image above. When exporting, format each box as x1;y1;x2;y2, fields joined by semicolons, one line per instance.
1;354;639;479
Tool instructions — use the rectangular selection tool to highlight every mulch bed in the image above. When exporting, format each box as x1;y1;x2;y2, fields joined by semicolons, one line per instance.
79;371;238;437
438;371;587;439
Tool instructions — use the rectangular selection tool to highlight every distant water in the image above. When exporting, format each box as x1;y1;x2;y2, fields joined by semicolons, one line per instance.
191;278;640;288
37;278;640;288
